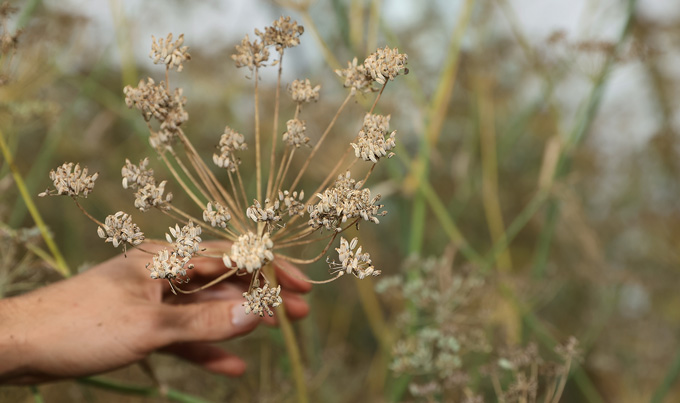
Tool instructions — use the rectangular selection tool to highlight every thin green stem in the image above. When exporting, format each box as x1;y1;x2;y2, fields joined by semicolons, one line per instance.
651;348;680;403
263;264;308;403
77;377;211;403
28;386;44;403
0;128;70;277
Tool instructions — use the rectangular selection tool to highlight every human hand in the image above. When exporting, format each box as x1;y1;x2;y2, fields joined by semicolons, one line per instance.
0;241;311;384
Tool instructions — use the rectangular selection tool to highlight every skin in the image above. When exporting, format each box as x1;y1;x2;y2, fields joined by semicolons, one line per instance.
0;242;311;384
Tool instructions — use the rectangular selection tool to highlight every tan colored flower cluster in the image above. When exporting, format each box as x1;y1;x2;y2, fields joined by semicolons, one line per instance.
282;118;309;148
352;113;396;162
123;78;188;150
328;237;380;279
121;158;154;189
246;189;306;232
223;232;274;273
364;46;409;85
288;79;320;103
124;78;170;121
213;126;247;172
232;34;270;72
335;57;373;95
44;21;408;316
247;199;282;230
203;201;231;228
165;221;202;260
150;33;191;72
134;180;173;212
39;162;98;198
308;172;386;231
147;248;193;281
258;16;304;53
97;211;144;249
278;190;305;217
242;284;282;317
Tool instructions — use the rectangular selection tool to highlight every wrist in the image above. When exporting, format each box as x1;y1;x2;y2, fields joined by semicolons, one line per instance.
0;295;33;384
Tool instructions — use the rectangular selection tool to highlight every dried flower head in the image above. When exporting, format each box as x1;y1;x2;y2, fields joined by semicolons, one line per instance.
308;172;386;231
259;16;304;53
288;79;320;103
121;158;155;190
336;57;373;95
124;78;171;122
352;113;397;162
282;118;309;148
243;283;282;317
247;199;282;231
39;162;98;198
97;211;144;250
364;46;409;85
203;201;231;228
555;336;581;361
134;180;173;212
165;221;202;260
123;79;187;150
150;33;191;72
232;34;269;71
328;237;380;279
147;249;192;281
46;21;404;317
278;190;305;217
223;232;274;273
213;126;247;172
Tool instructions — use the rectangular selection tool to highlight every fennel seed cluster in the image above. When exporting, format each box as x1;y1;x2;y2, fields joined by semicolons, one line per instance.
40;16;407;317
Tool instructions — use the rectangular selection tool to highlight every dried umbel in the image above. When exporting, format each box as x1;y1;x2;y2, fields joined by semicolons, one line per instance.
223;232;274;273
282;118;309;148
308;171;386;231
166;222;202;260
44;17;407;316
123;77;188;150
336;57;373;95
150;33;191;72
121;158;154;189
352;113;396;162
364;46;409;85
147;248;193;281
39;162;98;198
258;16;304;53
243;283;282;317
327;237;380;279
97;211;144;249
232;34;269;72
213;126;247;172
203;202;231;228
134;181;173;212
288;79;320;103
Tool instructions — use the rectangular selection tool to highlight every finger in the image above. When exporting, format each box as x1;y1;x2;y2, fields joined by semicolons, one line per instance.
162;343;247;376
164;282;244;305
273;259;313;293
162;300;260;344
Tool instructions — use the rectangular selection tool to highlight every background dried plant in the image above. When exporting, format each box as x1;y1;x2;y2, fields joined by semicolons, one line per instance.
2;0;680;402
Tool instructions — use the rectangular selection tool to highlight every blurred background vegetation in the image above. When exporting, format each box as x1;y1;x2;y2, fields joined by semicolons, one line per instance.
1;0;680;401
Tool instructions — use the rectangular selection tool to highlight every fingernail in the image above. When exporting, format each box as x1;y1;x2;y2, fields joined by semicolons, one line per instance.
231;303;259;328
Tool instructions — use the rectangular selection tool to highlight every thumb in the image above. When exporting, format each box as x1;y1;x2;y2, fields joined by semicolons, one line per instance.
163;300;261;344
